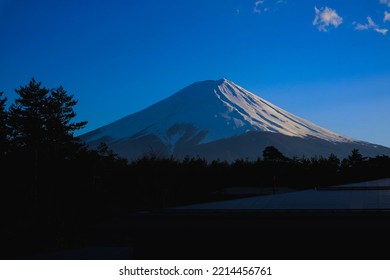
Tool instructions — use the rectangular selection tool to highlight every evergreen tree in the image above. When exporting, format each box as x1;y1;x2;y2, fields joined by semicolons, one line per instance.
6;78;88;223
8;79;87;161
45;85;87;160
6;79;50;220
8;78;49;160
327;153;341;171
328;153;340;166
262;146;288;193
262;146;287;162
0;91;7;159
348;148;365;167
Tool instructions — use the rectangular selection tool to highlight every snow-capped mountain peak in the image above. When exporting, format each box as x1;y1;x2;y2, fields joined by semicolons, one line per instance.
211;78;352;142
81;78;389;161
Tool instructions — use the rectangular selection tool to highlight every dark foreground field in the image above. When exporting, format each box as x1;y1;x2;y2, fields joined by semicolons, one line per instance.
7;209;390;260
117;210;390;259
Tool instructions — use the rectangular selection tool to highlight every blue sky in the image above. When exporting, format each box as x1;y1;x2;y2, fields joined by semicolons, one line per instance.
1;0;390;147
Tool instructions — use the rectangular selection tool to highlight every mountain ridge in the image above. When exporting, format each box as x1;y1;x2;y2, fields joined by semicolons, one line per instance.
81;78;390;161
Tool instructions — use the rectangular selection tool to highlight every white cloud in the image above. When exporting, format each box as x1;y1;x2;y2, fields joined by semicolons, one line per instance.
368;16;376;27
253;0;286;14
313;6;343;32
375;28;388;35
380;0;390;7
354;22;369;30
354;17;388;35
253;0;264;14
385;11;390;22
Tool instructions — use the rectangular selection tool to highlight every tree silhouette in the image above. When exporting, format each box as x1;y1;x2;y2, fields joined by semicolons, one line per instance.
8;78;49;157
8;79;87;162
5;78;88;223
327;153;341;168
347;148;365;167
0;91;7;159
263;146;287;162
262;146;288;193
97;142;117;158
6;78;50;222
45;85;87;162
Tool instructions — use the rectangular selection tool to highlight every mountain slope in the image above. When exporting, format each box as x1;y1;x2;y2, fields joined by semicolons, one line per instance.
81;78;390;161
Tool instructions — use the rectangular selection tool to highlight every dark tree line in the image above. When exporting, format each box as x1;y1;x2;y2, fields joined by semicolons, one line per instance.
1;79;390;258
115;146;390;211
1;79;127;257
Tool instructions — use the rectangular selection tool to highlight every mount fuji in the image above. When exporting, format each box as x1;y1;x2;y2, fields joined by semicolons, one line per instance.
81;78;390;161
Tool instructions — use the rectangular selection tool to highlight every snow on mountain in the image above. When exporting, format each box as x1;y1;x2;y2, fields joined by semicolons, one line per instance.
81;78;389;161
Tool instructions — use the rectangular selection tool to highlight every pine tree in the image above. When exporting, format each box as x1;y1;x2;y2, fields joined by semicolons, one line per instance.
262;146;287;162
7;78;50;220
7;78;88;224
0;91;7;158
8;78;49;161
8;79;87;162
45;85;87;160
8;78;46;148
348;148;365;167
327;153;341;170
